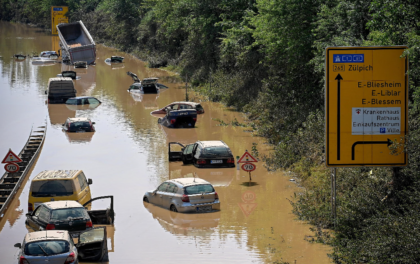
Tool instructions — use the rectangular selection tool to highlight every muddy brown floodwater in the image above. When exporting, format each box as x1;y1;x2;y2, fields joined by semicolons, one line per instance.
0;21;331;264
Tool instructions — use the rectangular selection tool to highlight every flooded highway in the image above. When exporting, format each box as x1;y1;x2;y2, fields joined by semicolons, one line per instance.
0;21;331;263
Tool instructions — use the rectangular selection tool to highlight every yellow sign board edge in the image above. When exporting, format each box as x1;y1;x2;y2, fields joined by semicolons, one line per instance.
51;6;69;35
324;46;409;167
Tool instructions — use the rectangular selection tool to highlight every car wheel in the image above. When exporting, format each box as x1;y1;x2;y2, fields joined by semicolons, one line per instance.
170;205;178;212
143;197;149;203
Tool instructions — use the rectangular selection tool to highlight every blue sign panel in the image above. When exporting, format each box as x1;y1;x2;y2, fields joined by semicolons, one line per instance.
333;54;364;63
53;7;63;11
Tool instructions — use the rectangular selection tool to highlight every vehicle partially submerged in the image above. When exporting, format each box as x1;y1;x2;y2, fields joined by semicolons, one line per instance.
105;56;124;63
143;178;220;213
169;140;235;168
14;54;26;60
152;101;204;115
74;61;87;68
25;196;114;235
57;70;77;79
45;77;76;104
57;21;96;65
158;108;197;128
62;117;95;132
14;229;109;263
127;71;168;94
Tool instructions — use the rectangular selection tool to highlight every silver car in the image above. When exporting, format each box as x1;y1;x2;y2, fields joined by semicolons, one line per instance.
14;227;109;263
14;230;78;264
143;178;220;213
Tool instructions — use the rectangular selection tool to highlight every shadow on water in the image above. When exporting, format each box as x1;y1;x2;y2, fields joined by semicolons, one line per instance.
240;181;259;187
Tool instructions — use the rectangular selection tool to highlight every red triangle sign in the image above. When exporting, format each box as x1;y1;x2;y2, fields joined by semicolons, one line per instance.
238;151;258;163
2;149;22;164
238;203;258;217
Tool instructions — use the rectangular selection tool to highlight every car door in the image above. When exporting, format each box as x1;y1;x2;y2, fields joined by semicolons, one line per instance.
76;172;92;206
83;196;114;225
161;183;177;209
168;142;185;161
155;183;169;207
27;205;49;231
182;144;195;164
76;226;108;262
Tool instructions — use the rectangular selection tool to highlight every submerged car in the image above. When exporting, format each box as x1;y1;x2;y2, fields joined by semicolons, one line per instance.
66;96;101;106
25;196;114;235
40;51;59;58
62;117;95;133
158;108;197;128
57;71;77;79
46;77;76;104
127;71;168;94
14;228;109;263
143;178;220;213
169;140;235;168
151;101;205;115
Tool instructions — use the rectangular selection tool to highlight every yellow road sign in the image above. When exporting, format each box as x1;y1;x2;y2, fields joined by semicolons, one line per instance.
51;6;68;35
326;46;408;167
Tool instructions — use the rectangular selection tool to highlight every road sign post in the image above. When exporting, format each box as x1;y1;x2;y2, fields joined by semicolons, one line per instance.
326;46;408;167
239;151;258;181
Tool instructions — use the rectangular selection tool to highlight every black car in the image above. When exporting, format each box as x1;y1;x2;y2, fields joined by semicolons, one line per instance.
158;108;197;128
25;196;114;236
62;117;95;132
169;140;235;168
66;96;101;106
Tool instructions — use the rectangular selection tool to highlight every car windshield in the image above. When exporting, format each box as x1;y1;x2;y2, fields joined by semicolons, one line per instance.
51;208;88;220
62;72;75;78
203;146;231;156
184;184;214;195
79;228;105;244
70;121;91;129
25;240;69;256
31;180;73;197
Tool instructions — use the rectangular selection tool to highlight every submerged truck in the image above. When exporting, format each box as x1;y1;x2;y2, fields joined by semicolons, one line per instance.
57;21;96;65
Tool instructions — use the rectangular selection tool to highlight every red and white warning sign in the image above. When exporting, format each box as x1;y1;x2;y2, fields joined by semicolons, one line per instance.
1;149;22;164
241;163;256;172
4;163;20;173
238;150;258;163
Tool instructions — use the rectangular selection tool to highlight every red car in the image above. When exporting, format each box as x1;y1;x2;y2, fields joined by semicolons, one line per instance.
151;102;204;115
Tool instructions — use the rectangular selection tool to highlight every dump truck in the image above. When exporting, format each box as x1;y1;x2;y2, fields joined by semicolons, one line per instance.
57;21;96;65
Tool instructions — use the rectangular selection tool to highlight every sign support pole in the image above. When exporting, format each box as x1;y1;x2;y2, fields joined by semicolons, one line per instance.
249;171;252;182
331;168;337;228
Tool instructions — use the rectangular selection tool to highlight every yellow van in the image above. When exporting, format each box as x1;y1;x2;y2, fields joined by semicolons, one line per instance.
28;170;93;213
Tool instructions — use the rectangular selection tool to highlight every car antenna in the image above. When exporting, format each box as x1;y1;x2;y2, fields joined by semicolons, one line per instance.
193;172;197;182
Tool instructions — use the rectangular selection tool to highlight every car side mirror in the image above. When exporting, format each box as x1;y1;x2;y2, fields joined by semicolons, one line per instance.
92;122;96;125
88;178;93;185
181;148;185;151
26;213;31;217
152;190;157;195
14;243;21;248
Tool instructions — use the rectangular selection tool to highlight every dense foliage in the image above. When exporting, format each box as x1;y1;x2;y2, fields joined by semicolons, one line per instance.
2;0;420;262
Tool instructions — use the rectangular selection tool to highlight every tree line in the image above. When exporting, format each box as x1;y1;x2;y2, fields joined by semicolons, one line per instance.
1;0;420;262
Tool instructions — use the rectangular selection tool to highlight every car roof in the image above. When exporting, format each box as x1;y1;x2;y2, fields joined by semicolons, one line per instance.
168;101;200;106
33;170;81;181
25;231;70;243
69;96;95;99
67;117;91;122
44;200;84;209
169;177;211;187
197;140;227;148
48;77;73;82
